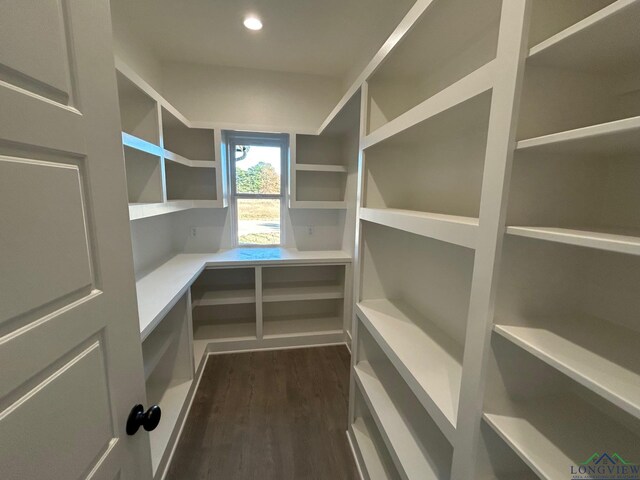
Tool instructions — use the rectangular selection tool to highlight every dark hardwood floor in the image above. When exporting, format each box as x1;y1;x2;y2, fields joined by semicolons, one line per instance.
166;346;359;480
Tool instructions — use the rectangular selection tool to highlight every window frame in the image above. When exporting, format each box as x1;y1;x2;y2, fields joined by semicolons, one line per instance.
227;131;288;248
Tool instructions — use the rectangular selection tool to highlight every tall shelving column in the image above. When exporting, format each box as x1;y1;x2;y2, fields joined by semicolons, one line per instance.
348;0;504;477
476;0;640;477
450;0;531;478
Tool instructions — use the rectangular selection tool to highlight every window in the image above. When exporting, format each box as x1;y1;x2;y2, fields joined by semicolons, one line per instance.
228;133;287;246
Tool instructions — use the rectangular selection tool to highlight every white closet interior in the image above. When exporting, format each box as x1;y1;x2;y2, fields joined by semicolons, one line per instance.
108;0;640;478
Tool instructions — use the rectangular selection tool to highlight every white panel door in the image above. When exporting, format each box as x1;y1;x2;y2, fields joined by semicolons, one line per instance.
0;0;153;479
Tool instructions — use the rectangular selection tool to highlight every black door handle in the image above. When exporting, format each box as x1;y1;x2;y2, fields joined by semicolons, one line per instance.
126;404;161;435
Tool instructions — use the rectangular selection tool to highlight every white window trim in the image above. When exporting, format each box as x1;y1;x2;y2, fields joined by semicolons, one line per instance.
227;131;288;248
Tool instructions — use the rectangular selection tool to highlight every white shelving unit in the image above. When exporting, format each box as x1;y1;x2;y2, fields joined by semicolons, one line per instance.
354;326;453;480
347;0;640;478
289;92;360;209
140;292;193;478
366;0;501;134
189;263;349;359
132;248;351;480
483;335;640;479
114;59;229;220
349;388;402;480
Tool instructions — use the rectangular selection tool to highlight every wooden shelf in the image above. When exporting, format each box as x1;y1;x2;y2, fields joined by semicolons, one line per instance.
494;316;640;419
147;379;192;475
192;288;255;307
483;393;639;480
516;115;640;156
506;226;640;256
360;208;478;249
295;163;347;173
354;362;451;480
262;315;342;338
143;330;177;380
262;282;343;302
356;299;462;442
364;62;494;149
528;0;640;74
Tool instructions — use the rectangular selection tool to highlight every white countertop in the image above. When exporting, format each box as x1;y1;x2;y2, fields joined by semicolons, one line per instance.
136;248;352;340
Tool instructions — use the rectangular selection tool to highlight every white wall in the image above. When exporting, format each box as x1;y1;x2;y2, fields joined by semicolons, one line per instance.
161;62;342;133
110;13;163;93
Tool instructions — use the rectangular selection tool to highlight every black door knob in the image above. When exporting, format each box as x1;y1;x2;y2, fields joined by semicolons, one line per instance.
126;404;161;435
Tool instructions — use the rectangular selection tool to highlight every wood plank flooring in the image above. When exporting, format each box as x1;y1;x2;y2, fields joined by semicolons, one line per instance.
166;346;359;480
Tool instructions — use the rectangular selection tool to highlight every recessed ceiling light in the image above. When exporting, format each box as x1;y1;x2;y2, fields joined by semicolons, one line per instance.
243;16;263;31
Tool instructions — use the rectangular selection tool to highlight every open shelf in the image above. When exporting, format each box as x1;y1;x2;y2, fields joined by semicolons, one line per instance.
142;329;177;381
495;236;640;414
296;133;347;167
527;0;616;49
116;70;159;145
122;132;163;157
356;300;461;442
295;163;347;173
165;159;217;201
483;334;640;479
124;146;163;204
295;170;346;203
528;0;640;74
191;287;255;307
262;299;342;338
192;303;257;341
147;378;192;475
142;292;193;476
509;123;640;248
494;315;640;419
517;3;640;141
351;388;402;480
363;90;491;222
355;325;453;479
263;283;343;303
474;419;538;480
360;221;473;353
290;92;359;211
516;114;640;156
506;226;640;256
360;208;478;250
366;0;501;133
191;267;256;298
262;264;345;302
161;107;215;162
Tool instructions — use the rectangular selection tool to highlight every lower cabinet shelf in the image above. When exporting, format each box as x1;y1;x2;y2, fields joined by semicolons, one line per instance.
147;379;193;475
263;314;343;338
483;393;639;480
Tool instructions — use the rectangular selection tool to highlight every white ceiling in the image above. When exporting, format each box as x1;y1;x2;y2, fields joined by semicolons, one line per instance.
110;0;414;79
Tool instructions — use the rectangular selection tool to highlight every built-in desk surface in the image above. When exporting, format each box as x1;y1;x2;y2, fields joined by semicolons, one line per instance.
136;248;352;340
